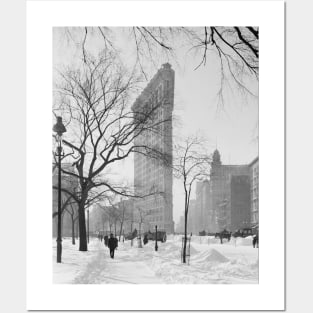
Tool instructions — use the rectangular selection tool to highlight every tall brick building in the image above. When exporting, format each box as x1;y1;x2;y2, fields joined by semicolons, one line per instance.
210;149;252;231
187;150;258;233
230;175;251;230
132;63;175;233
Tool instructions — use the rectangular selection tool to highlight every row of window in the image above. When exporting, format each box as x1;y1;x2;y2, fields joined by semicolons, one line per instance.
147;215;163;222
251;212;258;224
150;80;170;104
251;187;259;198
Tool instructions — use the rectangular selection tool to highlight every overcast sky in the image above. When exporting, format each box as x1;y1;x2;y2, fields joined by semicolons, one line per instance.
53;27;258;223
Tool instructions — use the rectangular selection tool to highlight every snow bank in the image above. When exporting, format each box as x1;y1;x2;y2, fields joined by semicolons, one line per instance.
232;236;253;246
53;238;101;284
193;249;229;264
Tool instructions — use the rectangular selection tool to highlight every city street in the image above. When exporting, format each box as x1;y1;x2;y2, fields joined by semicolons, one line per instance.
53;235;259;284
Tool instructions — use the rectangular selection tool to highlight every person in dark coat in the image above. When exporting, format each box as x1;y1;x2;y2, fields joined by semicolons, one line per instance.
143;234;148;245
253;234;259;248
104;235;109;247
108;233;118;258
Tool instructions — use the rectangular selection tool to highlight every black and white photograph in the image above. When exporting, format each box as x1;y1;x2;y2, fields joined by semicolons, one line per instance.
26;1;285;310
52;26;259;284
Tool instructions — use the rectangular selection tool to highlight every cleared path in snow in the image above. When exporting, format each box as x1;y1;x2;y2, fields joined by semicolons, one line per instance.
73;240;163;284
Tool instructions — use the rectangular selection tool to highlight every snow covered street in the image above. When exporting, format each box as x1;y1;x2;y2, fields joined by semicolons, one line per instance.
53;235;258;284
72;241;163;284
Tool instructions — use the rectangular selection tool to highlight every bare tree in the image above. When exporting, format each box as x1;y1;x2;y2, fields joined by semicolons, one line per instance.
59;27;258;106
131;26;258;107
117;200;132;242
52;179;78;242
97;204;117;236
173;136;211;263
64;201;79;245
53;41;171;251
135;207;152;248
53;26;258;252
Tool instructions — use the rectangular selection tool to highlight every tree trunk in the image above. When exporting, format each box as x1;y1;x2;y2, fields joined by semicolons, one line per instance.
78;199;88;251
76;219;79;239
130;221;133;247
182;187;189;264
183;210;188;263
119;221;124;242
71;218;75;245
138;222;142;248
119;206;126;241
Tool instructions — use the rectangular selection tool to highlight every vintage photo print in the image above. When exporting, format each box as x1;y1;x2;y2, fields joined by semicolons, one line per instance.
52;26;259;285
27;1;284;310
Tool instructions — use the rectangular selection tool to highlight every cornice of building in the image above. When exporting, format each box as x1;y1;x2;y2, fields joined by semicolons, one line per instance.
132;63;174;111
249;156;259;167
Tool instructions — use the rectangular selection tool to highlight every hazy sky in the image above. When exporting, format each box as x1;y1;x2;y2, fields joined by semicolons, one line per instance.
53;27;258;223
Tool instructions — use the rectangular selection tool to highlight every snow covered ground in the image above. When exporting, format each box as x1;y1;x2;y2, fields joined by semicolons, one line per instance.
53;235;258;284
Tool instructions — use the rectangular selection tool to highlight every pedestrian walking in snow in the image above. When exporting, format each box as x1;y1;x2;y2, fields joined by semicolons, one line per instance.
104;235;108;246
108;233;118;258
253;234;259;248
143;234;148;245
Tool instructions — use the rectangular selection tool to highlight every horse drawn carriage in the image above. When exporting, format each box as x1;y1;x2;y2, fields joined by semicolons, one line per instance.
215;229;232;243
144;230;167;242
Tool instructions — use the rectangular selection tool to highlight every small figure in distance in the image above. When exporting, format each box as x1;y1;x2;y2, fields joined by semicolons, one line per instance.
143;234;148;245
104;235;109;247
108;233;118;259
253;233;259;248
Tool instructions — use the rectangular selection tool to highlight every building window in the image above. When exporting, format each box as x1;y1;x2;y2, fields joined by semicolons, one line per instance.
164;80;170;97
159;85;163;101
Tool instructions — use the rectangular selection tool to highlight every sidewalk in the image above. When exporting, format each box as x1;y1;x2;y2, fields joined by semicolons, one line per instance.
73;240;163;284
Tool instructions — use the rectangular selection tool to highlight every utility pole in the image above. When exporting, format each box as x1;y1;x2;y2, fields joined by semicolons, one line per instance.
53;116;66;263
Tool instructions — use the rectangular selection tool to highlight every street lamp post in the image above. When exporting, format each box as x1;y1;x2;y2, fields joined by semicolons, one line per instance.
53;116;67;263
155;225;158;251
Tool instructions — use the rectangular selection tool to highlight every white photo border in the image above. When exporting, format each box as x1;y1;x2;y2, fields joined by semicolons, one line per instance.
27;0;285;310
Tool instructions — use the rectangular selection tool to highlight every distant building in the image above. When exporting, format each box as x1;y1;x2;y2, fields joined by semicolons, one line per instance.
176;149;258;233
193;180;212;234
249;157;259;227
175;215;185;234
230;175;251;230
132;63;175;233
89;205;106;234
117;199;135;234
210;149;253;231
187;199;196;234
175;150;258;234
